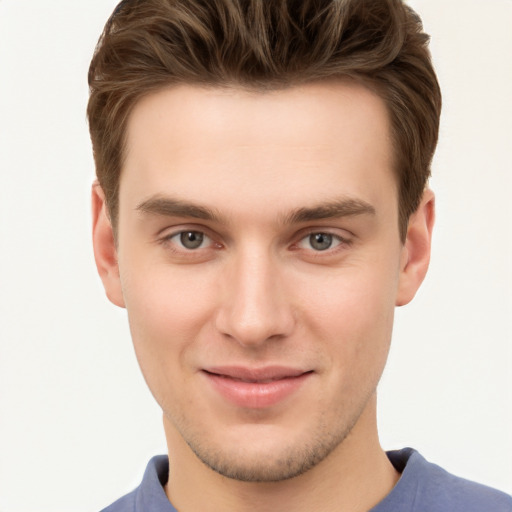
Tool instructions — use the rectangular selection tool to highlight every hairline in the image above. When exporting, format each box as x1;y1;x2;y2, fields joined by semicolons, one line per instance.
108;75;408;241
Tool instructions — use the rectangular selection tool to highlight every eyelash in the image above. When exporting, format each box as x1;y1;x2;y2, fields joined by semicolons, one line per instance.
158;229;220;253
157;228;352;257
295;231;351;253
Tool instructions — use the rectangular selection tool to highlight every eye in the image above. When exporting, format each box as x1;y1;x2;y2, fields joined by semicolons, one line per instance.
169;230;210;250
297;232;344;251
156;227;222;262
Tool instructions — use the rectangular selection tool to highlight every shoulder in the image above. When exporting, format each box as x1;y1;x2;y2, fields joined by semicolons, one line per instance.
421;459;511;510
417;457;512;511
99;455;174;512
100;490;136;512
380;448;512;512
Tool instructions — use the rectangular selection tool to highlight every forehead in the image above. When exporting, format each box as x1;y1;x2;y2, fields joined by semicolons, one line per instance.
120;81;396;220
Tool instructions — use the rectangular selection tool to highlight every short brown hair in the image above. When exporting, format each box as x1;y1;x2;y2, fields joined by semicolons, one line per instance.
88;0;441;240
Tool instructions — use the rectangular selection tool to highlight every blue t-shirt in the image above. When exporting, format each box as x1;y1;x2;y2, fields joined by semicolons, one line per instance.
101;448;512;511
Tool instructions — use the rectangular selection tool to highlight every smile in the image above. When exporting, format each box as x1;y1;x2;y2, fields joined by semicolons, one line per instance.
202;367;313;409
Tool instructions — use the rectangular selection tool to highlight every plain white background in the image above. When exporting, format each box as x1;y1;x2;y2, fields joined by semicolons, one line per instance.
0;0;511;510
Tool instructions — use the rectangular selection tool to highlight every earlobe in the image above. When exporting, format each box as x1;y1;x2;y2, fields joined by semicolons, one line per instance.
396;188;435;307
91;182;125;308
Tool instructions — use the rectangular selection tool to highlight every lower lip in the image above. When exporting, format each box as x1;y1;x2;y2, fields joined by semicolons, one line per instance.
203;371;312;409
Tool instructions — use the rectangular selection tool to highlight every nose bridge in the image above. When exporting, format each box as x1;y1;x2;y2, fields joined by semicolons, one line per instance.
216;244;294;346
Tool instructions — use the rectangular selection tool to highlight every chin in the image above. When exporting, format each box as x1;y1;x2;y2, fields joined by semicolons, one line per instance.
183;422;351;483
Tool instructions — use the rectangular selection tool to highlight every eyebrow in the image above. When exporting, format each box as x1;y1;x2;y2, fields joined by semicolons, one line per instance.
136;195;375;224
136;196;222;222
283;198;376;224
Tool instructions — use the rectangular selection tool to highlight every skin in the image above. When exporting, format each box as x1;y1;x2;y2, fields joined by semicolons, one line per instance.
92;81;434;512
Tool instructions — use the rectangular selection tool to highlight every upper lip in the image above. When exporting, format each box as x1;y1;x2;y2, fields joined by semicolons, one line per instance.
203;366;310;383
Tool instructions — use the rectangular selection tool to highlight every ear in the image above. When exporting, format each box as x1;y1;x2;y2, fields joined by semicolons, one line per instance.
91;182;125;308
396;188;435;307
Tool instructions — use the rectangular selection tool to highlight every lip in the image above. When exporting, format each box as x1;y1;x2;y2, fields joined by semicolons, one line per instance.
202;366;313;409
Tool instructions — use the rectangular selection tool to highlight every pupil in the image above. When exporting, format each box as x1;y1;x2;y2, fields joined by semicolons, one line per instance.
180;231;204;249
310;233;332;251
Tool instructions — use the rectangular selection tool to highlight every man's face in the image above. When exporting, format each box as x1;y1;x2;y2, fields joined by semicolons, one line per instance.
94;82;431;482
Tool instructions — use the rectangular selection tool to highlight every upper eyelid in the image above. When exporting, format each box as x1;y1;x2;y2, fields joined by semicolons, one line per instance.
157;223;216;239
161;229;213;243
170;231;212;250
295;226;354;241
296;232;349;247
157;230;217;255
155;225;353;248
294;227;355;250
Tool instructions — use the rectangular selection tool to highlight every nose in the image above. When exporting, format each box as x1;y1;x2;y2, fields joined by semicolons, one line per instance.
214;249;295;348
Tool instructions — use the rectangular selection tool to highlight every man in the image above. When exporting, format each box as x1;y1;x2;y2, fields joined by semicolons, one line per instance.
88;0;512;511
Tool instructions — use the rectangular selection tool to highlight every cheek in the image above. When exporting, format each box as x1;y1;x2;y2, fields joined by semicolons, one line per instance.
298;267;398;373
123;274;206;339
118;261;218;396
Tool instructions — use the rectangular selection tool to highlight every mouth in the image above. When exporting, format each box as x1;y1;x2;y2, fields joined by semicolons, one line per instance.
202;366;313;409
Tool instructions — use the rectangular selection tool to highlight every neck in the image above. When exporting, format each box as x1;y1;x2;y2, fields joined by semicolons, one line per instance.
164;395;399;512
